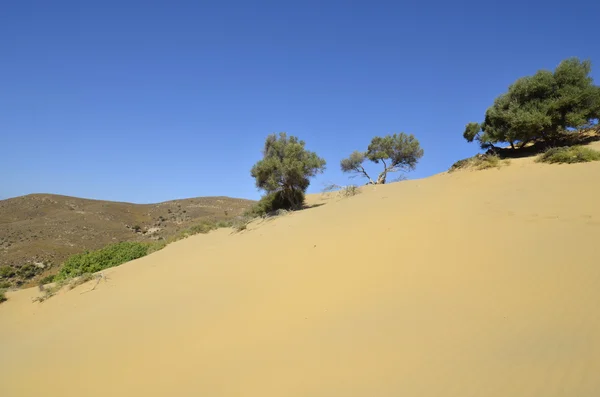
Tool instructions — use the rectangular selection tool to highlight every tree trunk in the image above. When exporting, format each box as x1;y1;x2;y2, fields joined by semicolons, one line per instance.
518;139;530;149
376;171;387;184
358;166;375;185
510;141;515;150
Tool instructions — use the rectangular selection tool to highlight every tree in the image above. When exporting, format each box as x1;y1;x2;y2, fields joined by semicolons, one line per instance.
340;151;374;184
340;133;424;184
464;57;600;149
251;132;326;211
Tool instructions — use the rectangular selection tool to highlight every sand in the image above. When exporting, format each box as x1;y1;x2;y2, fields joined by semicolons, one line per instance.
2;150;600;396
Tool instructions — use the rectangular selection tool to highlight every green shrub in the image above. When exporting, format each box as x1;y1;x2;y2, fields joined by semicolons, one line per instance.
38;274;55;285
0;289;7;303
215;220;232;228
0;281;11;289
0;265;15;279
56;241;150;280
17;264;39;280
536;146;600;164
247;190;305;217
188;222;217;235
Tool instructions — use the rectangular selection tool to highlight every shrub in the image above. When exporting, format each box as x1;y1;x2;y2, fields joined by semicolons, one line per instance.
247;190;305;217
0;265;15;279
38;274;55;285
67;273;95;290
0;289;7;303
56;241;150;280
188;222;216;235
449;154;507;172
17;264;39;280
536;146;600;164
215;220;232;228
341;185;360;197
322;183;361;197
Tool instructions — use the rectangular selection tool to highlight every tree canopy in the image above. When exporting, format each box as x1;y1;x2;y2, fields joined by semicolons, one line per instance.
341;133;424;184
464;58;600;149
250;132;326;211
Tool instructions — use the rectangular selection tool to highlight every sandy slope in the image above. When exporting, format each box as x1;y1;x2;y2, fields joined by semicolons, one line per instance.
2;152;600;397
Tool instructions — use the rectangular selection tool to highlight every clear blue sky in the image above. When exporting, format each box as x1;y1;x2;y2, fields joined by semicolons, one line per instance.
2;0;599;203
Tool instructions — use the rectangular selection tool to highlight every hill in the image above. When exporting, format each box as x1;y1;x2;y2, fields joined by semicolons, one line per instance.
0;194;254;286
1;144;600;396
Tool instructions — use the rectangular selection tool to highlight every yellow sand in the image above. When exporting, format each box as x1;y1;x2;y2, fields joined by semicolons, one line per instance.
2;150;600;397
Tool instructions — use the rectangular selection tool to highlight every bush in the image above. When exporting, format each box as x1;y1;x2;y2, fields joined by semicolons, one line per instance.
449;154;509;172
0;289;6;303
0;265;15;279
187;222;217;235
246;190;305;218
536;146;600;164
215;220;232;228
322;183;361;197
17;264;39;280
56;241;150;280
341;185;360;197
38;274;55;285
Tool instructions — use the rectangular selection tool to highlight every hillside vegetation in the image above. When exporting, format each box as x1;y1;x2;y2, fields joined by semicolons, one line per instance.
0;194;253;287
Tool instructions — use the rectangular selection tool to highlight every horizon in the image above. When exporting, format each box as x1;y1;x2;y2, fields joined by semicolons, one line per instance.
2;0;599;203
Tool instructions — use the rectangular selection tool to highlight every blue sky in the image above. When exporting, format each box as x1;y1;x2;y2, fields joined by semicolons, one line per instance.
2;0;599;203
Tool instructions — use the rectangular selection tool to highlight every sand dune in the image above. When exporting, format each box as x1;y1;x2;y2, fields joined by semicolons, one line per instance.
2;151;600;396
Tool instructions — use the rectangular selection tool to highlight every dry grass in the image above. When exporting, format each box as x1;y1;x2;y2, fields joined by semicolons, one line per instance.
536;145;600;164
449;154;510;172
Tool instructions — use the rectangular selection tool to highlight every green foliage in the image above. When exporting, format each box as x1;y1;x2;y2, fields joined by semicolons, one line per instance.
188;222;217;235
341;133;424;184
251;132;326;210
463;122;482;143
38;274;56;285
0;289;7;303
17;264;38;279
56;242;150;280
0;265;15;279
366;133;424;169
215;220;232;228
536;146;600;164
247;190;305;217
464;58;600;149
0;281;11;289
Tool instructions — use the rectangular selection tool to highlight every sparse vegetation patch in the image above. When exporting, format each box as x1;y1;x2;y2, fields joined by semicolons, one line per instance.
536;146;600;164
449;154;510;172
56;242;150;280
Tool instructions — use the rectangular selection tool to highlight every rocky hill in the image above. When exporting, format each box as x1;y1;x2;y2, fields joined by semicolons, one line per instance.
0;194;254;285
